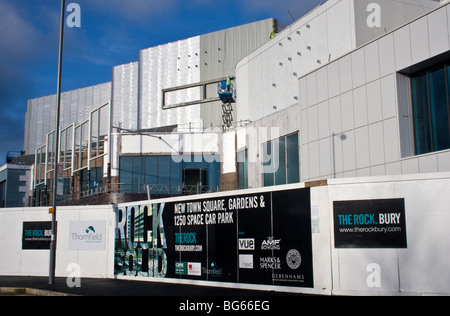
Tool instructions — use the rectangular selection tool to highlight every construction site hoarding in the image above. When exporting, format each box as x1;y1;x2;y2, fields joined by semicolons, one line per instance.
114;187;314;288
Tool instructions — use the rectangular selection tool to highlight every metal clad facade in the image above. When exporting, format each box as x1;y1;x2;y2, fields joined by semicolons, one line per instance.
24;82;111;154
200;19;275;129
112;62;139;131
139;36;202;131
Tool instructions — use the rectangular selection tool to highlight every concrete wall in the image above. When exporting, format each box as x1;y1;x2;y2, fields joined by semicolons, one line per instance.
1;173;450;295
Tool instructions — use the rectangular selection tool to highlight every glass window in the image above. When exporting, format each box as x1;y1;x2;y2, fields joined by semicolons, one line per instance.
275;138;286;185
81;169;89;192
145;156;158;194
263;141;274;186
157;156;170;194
119;157;133;193
411;62;450;155
286;133;300;184
429;67;450;151
412;71;431;155
90;167;103;189
263;132;300;187
121;155;205;195
132;156;144;193
237;149;248;189
170;158;183;194
119;155;221;195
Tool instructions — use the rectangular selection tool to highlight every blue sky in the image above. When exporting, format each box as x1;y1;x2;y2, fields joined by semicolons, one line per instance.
0;0;323;164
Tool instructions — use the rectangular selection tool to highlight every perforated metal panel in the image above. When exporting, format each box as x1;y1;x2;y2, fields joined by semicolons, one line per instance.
112;62;139;131
139;36;202;131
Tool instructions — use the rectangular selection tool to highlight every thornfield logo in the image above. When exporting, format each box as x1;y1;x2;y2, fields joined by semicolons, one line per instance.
70;221;106;251
72;225;103;242
202;262;223;277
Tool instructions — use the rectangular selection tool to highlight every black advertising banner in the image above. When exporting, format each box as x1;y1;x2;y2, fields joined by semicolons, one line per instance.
114;188;313;288
237;192;272;285
271;189;313;287
238;190;313;287
333;198;407;248
22;221;53;250
172;197;237;281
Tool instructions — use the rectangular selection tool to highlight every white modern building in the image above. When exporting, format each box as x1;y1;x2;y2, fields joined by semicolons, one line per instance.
230;0;450;188
17;0;450;205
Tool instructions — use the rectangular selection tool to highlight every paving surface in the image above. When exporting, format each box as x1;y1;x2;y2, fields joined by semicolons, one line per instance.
0;276;301;297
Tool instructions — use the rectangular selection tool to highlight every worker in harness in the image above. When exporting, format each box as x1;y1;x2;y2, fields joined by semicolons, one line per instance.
226;76;231;92
270;19;276;39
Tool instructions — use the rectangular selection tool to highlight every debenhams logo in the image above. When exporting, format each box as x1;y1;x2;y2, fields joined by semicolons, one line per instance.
261;237;281;250
72;225;103;241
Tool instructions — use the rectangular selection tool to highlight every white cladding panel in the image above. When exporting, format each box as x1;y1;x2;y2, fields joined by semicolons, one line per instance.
112;62;139;131
236;0;356;124
139;37;202;131
298;3;450;182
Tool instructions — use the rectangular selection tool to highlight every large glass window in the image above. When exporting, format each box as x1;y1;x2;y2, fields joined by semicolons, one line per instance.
263;132;299;187
286;133;300;184
237;149;248;189
157;156;170;194
79;167;103;192
411;62;450;155
275;138;286;185
262;142;274;186
120;157;133;193
119;155;220;195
